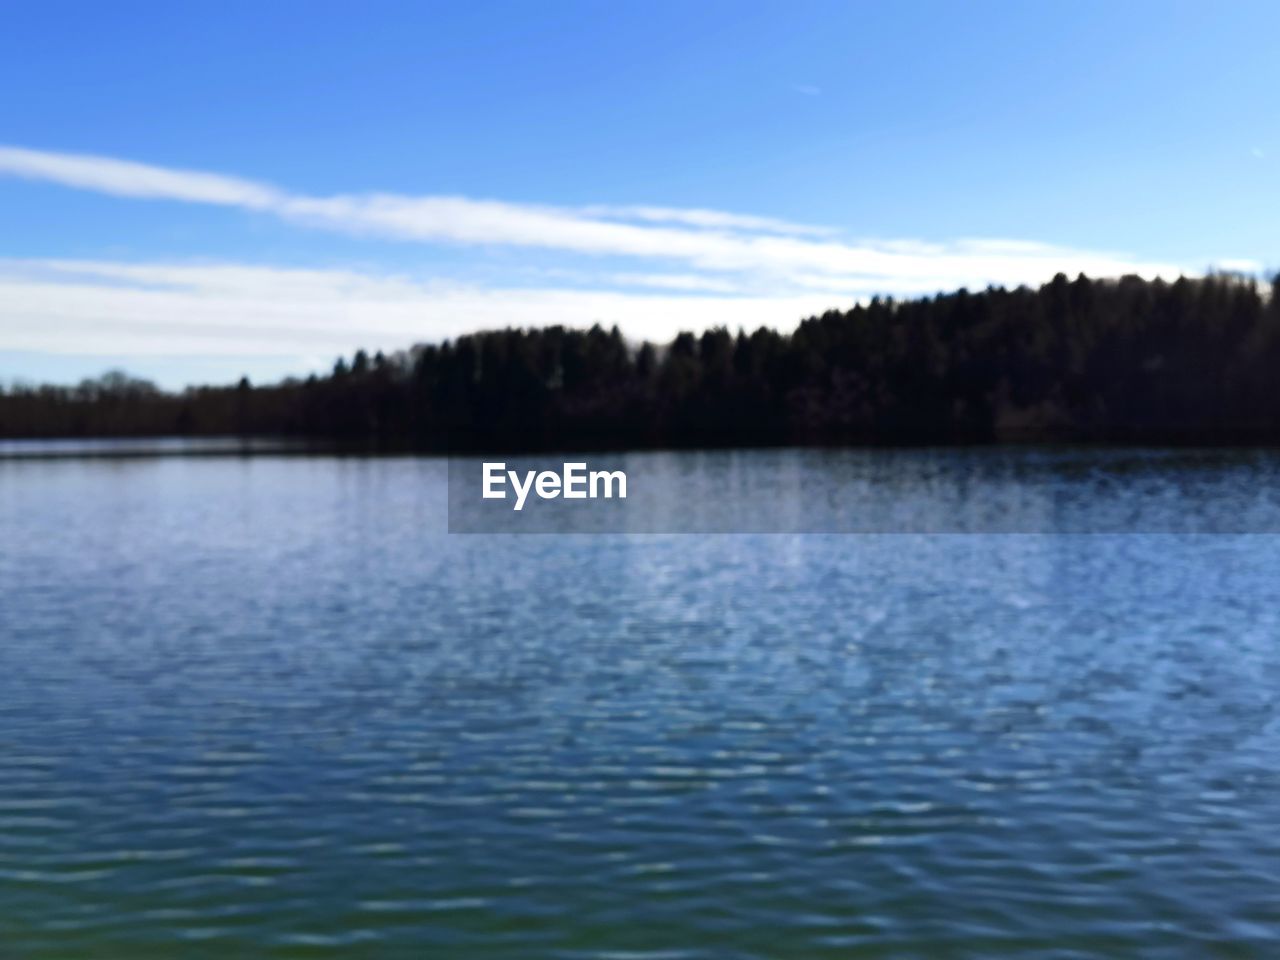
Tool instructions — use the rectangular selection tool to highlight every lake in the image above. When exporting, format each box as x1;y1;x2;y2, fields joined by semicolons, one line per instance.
1;446;1278;957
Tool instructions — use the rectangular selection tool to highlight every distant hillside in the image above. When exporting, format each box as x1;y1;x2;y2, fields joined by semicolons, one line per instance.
4;272;1280;449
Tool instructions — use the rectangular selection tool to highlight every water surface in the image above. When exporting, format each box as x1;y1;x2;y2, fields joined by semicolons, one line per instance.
1;448;1278;957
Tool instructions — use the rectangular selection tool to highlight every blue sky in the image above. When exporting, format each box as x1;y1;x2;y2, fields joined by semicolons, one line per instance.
1;0;1276;388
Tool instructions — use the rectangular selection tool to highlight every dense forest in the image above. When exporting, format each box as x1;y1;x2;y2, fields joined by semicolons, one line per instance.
4;272;1280;450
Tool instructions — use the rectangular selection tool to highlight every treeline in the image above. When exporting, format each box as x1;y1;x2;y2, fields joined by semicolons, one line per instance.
5;272;1280;449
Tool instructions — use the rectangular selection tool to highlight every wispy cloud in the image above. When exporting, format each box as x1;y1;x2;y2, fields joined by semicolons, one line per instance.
607;272;748;293
0;145;280;208
0;144;1185;295
791;83;822;97
579;204;833;236
0;258;847;362
1213;258;1264;273
1;145;1225;383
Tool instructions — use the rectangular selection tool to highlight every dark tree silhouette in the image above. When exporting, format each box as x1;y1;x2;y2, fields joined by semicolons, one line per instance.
4;272;1278;449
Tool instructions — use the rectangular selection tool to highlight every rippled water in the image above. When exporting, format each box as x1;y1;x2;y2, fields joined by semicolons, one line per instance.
2;450;1279;957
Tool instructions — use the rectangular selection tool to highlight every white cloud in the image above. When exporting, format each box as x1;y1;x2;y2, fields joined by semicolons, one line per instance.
1212;258;1264;274
579;204;834;236
0;145;1216;384
606;272;747;293
0;145;1185;292
791;84;822;97
0;258;850;360
0;145;280;208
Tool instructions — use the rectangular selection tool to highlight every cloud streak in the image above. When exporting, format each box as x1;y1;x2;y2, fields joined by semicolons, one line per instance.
0;258;848;365
4;144;1238;386
0;144;1186;294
